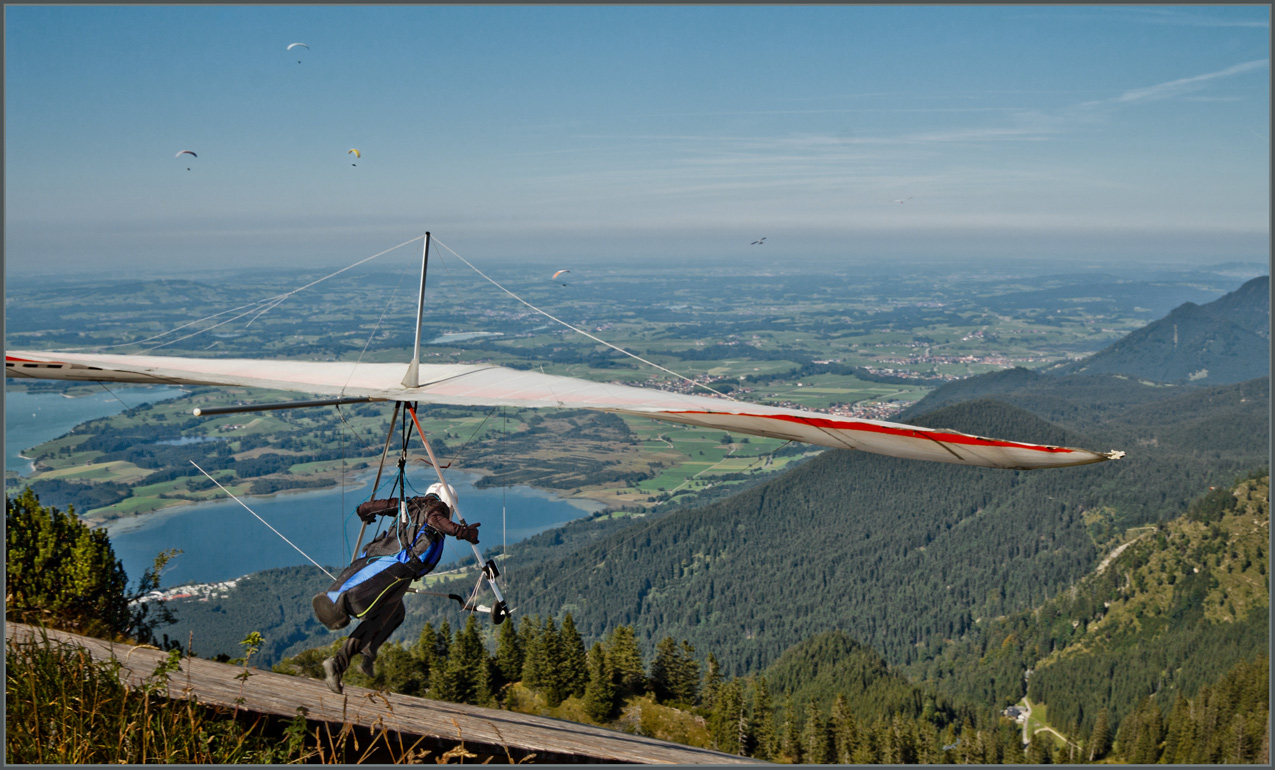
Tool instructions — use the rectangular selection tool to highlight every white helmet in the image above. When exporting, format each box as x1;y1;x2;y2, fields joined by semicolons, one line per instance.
426;482;458;510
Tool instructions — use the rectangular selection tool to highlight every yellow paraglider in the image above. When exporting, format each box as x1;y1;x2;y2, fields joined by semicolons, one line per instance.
348;148;360;167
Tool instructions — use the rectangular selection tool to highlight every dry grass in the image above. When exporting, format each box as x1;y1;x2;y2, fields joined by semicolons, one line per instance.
5;628;532;764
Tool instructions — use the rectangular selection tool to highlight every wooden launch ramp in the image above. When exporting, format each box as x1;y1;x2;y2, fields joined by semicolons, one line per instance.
6;623;764;764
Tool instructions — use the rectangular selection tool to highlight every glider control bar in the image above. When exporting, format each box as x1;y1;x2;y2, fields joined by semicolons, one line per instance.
191;396;379;416
407;403;511;624
409;588;498;615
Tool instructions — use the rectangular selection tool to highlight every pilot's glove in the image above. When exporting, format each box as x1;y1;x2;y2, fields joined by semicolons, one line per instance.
454;522;481;544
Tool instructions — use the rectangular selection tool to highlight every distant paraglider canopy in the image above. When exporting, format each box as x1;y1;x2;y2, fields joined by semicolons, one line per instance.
176;150;197;170
287;42;309;63
348;148;360;166
552;269;570;286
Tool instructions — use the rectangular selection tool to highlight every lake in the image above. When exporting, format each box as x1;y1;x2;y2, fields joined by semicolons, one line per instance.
4;385;187;474
104;468;600;588
5;384;602;588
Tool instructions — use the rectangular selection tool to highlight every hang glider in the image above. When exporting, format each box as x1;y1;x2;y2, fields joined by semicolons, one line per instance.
5;350;1122;470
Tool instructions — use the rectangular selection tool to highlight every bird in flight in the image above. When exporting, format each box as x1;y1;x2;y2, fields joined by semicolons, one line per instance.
751;237;767;245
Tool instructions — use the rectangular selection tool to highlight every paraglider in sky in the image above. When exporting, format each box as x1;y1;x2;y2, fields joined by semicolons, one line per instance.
552;269;571;286
348;148;360;166
287;42;309;63
176;150;197;170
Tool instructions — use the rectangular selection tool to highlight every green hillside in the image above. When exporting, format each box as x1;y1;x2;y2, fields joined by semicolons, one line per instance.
155;372;1267;678
760;630;963;727
399;377;1266;675
909;473;1269;740
1052;275;1269;385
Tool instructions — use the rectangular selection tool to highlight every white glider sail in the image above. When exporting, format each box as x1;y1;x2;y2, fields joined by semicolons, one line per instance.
6;350;1123;470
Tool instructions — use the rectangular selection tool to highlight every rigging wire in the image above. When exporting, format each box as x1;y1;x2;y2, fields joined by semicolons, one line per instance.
190;460;336;580
431;237;740;401
339;255;416;399
56;234;427;355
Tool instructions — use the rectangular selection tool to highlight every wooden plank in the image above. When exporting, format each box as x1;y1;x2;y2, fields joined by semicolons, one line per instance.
6;623;765;765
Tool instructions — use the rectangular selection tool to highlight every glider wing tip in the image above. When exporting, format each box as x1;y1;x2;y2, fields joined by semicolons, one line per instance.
1106;450;1126;460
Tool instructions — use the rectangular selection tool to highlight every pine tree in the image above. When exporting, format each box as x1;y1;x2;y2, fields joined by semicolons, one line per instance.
915;720;942;764
851;716;878;764
6;489;133;639
540;616;566;707
873;716;898;764
1197;684;1221;762
444;615;492;706
891;712;917;764
559;613;588;699
830;693;858;763
1226;713;1251;764
708;678;745;754
374;641;427;697
494;614;522;688
413;622;440;688
802;698;831;764
519;615;546;689
778;690;803;764
1130;697;1163;764
1025;735;1053;764
605;625;646;697
1171;693;1199;764
648;636;679;704
675;639;700;706
701;652;723;713
436;619;453;665
582;641;616;722
1088;706;1111;761
749;676;777;761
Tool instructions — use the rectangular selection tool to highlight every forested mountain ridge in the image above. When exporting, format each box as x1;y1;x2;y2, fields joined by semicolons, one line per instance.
908;473;1269;739
1051;274;1269;384
153;372;1267;679
399;376;1267;678
903;274;1269;419
759;630;961;726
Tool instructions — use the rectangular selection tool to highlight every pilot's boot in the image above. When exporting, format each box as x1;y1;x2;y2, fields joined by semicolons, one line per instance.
322;657;344;695
312;592;350;630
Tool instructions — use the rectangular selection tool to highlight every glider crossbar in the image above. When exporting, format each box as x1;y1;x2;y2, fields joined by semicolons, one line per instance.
191;396;378;417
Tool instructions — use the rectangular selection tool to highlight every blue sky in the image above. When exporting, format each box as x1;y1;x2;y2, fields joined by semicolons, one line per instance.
4;5;1269;276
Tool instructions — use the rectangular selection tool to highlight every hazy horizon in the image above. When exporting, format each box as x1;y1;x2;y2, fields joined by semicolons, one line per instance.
5;5;1269;277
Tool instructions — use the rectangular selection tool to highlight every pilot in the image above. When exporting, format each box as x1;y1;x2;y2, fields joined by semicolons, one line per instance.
312;482;479;694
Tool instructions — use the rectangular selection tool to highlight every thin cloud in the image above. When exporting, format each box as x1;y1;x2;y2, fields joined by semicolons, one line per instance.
1120;7;1270;29
1110;59;1269;105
